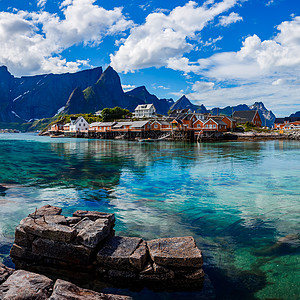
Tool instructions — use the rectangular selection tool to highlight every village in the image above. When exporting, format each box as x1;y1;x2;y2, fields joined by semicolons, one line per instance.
47;104;300;142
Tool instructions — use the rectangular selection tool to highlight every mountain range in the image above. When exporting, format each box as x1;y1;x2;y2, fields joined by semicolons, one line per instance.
0;65;277;126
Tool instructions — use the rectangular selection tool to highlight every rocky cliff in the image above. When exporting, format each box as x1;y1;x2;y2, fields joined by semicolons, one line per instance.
0;66;103;122
65;67;174;115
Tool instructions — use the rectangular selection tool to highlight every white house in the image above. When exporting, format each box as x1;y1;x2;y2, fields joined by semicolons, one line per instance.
69;116;89;132
134;104;156;118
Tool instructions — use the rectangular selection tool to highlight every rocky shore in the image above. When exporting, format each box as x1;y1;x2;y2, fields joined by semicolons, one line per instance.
9;205;204;296
0;264;132;299
233;130;300;140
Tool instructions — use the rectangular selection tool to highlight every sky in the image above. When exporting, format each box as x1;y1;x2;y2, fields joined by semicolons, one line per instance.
0;0;300;117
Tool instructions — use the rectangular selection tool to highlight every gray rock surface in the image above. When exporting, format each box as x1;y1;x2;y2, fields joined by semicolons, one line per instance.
0;270;53;300
0;263;14;284
97;236;142;271
49;279;132;300
28;205;62;218
73;210;115;223
147;236;203;268
76;218;111;248
32;238;92;265
21;217;76;243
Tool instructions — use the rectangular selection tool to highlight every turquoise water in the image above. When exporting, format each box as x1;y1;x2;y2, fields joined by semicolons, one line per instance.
0;133;299;299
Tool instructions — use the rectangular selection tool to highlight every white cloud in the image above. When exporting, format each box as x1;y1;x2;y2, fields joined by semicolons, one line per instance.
0;0;133;76
122;84;136;92
181;16;300;116
266;0;275;7
111;0;240;73
192;81;215;91
37;0;47;8
218;12;243;26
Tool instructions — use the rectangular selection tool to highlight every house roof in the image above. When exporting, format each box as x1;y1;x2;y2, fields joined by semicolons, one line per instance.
90;122;102;127
131;121;150;128
232;110;258;122
135;104;155;110
152;120;170;126
182;114;196;121
204;118;227;126
99;122;116;127
112;122;133;128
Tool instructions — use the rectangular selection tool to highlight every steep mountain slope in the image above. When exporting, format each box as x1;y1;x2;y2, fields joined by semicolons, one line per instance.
170;95;208;113
249;102;276;127
64;67;174;115
0;66;103;122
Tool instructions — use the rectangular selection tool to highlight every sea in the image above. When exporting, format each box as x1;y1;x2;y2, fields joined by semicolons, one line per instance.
0;133;299;300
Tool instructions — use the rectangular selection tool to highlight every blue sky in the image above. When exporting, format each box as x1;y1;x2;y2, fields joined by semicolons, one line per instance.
0;0;300;116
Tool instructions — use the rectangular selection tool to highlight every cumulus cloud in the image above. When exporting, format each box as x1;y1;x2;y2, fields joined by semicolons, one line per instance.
218;12;243;26
122;84;136;92
110;0;240;73
0;0;133;76
192;81;215;91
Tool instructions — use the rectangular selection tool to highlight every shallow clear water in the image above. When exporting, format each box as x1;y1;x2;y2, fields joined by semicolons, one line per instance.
0;133;299;299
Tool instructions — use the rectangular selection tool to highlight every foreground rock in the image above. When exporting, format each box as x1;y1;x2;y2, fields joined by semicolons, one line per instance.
49;279;131;300
0;263;14;284
10;205;204;290
0;270;53;300
0;267;131;300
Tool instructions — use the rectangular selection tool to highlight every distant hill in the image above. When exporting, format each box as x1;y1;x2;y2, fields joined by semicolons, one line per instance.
289;111;300;118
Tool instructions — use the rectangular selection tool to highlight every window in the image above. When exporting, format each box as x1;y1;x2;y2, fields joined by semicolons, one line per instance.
209;124;212;129
213;124;216;128
154;124;158;128
205;125;208;128
197;124;201;128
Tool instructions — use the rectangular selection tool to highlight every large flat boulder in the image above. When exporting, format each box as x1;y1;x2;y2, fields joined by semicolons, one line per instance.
0;270;53;300
32;238;92;266
97;236;143;271
147;236;203;268
20;217;76;243
28;205;62;218
73;210;115;223
49;279;132;300
0;263;14;284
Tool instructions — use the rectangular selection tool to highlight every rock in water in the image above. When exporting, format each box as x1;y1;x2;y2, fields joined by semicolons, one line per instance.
147;236;203;268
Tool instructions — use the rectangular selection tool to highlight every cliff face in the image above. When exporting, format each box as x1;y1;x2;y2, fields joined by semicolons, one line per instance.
65;67;174;115
0;66;103;122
